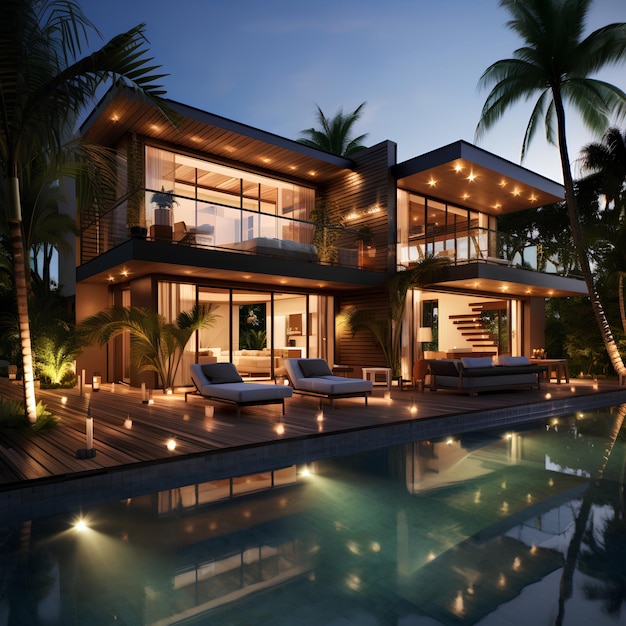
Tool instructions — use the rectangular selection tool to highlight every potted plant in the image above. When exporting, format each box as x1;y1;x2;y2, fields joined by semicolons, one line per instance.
151;186;178;227
354;225;375;267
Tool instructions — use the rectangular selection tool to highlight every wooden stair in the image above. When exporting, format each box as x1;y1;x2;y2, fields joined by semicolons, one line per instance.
448;301;507;353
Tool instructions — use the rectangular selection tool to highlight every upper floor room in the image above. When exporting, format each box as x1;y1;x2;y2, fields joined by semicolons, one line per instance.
76;86;572;296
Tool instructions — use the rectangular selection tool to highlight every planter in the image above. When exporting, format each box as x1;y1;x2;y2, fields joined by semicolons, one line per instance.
130;226;147;239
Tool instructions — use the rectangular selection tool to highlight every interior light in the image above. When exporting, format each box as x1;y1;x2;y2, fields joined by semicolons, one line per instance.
512;188;521;196
454;163;463;173
428;177;437;187
467;171;477;182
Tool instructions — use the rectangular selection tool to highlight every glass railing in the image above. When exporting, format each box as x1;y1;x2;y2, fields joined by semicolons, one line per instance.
79;190;380;270
397;227;565;273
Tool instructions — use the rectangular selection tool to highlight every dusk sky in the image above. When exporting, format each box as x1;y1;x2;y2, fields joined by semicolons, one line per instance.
79;0;626;184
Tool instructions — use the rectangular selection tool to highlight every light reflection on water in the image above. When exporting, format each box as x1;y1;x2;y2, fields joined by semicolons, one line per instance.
2;405;626;625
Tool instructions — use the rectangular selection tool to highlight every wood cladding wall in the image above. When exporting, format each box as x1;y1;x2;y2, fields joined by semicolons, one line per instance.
336;288;389;368
324;141;397;273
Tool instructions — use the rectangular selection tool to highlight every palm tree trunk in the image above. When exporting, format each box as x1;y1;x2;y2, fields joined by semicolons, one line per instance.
617;272;626;333
556;405;626;624
9;177;38;424
552;89;626;378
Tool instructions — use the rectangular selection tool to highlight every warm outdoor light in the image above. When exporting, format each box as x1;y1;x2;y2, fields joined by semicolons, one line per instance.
92;372;101;391
8;365;16;380
166;438;177;451
76;401;96;459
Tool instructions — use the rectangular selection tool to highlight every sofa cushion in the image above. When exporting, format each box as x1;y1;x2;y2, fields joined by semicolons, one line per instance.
498;355;530;366
461;357;494;369
428;360;460;376
299;358;333;378
200;362;243;384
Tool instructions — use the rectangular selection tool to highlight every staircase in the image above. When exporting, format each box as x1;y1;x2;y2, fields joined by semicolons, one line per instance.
448;301;506;354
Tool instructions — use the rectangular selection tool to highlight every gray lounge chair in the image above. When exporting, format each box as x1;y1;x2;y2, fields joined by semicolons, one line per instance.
284;358;372;407
187;363;292;417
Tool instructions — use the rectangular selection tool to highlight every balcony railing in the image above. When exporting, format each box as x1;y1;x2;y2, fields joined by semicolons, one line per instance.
398;228;567;274
79;190;381;271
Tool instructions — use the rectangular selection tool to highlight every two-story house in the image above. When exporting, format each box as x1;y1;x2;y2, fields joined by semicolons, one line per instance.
73;85;586;389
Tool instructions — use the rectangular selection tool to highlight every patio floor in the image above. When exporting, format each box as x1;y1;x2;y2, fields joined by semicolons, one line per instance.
1;375;626;520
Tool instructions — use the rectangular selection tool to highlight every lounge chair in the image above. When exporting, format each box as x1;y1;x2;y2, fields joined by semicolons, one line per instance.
187;363;292;417
284;358;372;407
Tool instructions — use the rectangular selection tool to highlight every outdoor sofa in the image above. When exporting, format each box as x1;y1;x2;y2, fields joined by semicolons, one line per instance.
187;362;292;417
284;358;372;407
427;355;547;395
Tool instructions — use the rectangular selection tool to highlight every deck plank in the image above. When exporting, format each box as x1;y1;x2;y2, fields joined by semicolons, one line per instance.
0;376;625;488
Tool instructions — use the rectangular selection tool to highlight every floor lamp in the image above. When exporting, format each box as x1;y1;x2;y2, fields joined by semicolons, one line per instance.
417;326;433;360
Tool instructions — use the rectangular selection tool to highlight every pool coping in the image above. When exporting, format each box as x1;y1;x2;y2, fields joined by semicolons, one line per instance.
3;387;626;522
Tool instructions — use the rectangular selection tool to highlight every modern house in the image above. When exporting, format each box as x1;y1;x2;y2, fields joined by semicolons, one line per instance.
72;85;587;389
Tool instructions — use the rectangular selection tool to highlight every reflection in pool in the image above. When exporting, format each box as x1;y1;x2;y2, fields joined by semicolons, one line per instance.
2;405;626;625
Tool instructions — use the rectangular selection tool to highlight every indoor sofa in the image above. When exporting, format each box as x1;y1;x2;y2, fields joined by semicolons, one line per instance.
427;356;546;395
187;363;292;417
284;358;372;407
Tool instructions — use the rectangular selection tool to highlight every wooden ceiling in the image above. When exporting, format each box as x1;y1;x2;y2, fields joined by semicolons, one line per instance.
395;142;564;215
81;87;352;185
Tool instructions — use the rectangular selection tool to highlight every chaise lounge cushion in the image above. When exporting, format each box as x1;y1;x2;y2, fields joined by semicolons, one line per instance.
299;358;333;378
285;358;373;397
200;362;242;384
190;363;291;405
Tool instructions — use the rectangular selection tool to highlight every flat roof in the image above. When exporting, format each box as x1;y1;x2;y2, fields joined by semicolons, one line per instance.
80;85;353;185
394;140;564;215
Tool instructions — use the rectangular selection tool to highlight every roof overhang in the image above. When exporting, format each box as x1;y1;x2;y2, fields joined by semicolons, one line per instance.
427;262;587;298
80;85;353;185
76;240;387;293
394;140;564;214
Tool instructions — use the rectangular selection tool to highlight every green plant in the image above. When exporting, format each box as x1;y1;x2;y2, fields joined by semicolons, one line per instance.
150;186;178;209
340;256;449;376
240;329;267;350
310;199;343;263
354;225;374;246
79;303;219;391
0;399;59;432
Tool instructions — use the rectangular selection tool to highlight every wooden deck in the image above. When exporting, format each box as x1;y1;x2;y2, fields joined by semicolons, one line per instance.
1;376;626;492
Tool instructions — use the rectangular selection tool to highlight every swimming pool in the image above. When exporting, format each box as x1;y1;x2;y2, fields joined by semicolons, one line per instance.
2;404;626;625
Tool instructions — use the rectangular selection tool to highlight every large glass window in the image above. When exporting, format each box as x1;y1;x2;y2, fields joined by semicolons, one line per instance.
397;190;500;265
144;147;314;245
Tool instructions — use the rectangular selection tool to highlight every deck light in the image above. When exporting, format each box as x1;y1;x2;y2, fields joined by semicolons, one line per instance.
92;372;101;391
124;416;133;429
166;438;176;451
76;401;96;459
205;406;215;418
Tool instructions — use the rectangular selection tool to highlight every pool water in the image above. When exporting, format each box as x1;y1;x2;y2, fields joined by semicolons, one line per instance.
2;406;626;625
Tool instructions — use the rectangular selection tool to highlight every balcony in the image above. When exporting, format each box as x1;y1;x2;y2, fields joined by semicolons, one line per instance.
79;191;381;271
398;227;567;274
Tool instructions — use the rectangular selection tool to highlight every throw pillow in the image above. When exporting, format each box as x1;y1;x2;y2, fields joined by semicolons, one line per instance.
200;362;243;384
461;357;494;369
498;355;530;366
299;359;332;377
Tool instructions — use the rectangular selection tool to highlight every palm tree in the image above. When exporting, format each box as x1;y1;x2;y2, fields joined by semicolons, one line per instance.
475;0;626;378
78;304;219;392
340;256;448;376
577;127;626;334
579;127;626;218
298;102;368;156
1;0;170;423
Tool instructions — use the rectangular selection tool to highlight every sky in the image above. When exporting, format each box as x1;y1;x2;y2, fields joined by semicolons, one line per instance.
78;0;626;184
